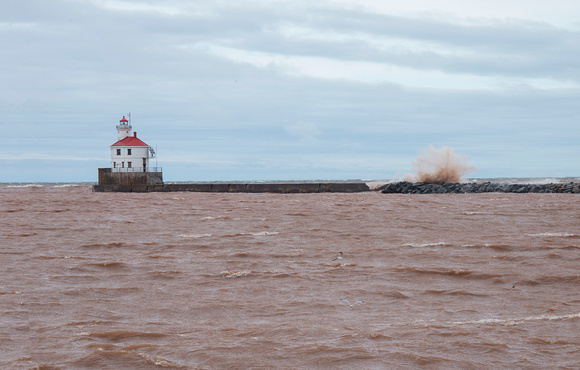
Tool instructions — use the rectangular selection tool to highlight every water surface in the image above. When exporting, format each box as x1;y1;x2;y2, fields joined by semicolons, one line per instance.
1;184;579;368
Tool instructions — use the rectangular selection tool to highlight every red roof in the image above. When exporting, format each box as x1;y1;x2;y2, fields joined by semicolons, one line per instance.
112;135;149;147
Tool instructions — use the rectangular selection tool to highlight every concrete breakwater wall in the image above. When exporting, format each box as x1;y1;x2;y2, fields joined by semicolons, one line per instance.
92;182;372;193
379;181;580;194
91;181;580;194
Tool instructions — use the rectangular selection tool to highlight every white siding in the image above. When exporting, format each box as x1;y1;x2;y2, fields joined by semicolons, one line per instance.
110;146;150;172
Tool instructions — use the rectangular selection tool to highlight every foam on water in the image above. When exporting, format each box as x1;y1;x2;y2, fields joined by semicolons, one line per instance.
201;215;228;220
365;182;387;190
376;311;580;329
6;184;44;188
179;233;212;238
248;231;279;236
452;311;580;326
221;270;252;278
526;178;562;184
530;232;577;237
403;242;448;248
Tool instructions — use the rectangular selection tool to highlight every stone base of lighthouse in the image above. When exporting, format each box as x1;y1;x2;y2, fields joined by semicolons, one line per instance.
97;168;163;187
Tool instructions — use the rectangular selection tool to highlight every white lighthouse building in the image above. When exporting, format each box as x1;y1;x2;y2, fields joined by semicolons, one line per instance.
96;115;163;188
110;115;155;173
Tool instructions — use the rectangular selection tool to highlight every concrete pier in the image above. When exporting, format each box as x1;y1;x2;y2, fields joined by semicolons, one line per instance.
92;181;372;193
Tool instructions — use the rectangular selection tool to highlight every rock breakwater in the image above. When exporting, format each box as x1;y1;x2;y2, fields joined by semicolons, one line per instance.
379;181;580;194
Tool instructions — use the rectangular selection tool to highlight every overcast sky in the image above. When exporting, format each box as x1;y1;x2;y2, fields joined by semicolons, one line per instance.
1;0;579;182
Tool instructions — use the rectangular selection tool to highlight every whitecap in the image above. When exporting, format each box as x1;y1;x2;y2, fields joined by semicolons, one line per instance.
179;233;212;238
526;178;562;184
137;352;177;367
201;216;227;220
6;184;43;188
221;270;251;278
403;242;447;248
53;184;81;188
453;311;580;326
374;311;580;329
530;232;576;237
366;182;387;190
248;231;279;236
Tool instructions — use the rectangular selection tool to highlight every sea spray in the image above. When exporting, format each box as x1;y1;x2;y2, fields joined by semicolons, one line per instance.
403;145;476;183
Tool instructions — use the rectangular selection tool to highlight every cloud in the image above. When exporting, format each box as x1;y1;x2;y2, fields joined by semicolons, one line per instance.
0;0;579;181
83;0;188;15
284;122;322;143
162;3;580;86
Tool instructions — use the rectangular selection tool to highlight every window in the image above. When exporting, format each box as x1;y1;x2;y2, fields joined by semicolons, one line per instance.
116;149;121;155
122;162;125;168
127;149;132;155
128;162;132;168
113;162;117;168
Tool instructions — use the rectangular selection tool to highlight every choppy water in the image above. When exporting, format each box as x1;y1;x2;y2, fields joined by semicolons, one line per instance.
1;183;579;368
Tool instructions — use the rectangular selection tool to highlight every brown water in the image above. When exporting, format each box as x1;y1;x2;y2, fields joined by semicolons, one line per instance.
1;184;579;369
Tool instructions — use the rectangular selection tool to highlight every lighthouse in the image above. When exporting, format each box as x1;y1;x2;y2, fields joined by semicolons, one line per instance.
110;115;154;173
97;114;163;187
116;115;132;140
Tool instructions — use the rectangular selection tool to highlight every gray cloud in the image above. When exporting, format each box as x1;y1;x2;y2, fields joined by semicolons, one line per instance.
0;0;578;181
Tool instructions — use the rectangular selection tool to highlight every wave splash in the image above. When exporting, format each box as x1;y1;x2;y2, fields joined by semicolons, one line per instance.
403;145;476;183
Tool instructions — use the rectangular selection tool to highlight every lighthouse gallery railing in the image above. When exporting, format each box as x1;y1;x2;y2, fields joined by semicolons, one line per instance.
111;167;162;173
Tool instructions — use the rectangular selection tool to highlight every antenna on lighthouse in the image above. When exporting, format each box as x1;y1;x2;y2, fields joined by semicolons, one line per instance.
128;112;131;126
